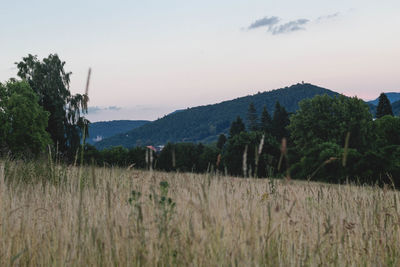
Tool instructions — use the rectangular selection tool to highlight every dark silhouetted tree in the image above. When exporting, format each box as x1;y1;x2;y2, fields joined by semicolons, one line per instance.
260;105;272;134
272;101;290;140
229;116;245;138
217;134;227;149
246;102;258;131
376;93;393;118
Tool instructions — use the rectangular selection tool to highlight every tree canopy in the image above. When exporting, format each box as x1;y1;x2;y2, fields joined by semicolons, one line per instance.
16;54;89;159
288;95;372;153
271;101;290;141
376;93;393;118
246;102;258;131
260;105;272;134
0;80;51;156
229;116;246;138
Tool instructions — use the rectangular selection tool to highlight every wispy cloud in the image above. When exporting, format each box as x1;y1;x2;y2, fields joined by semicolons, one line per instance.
88;106;122;114
247;12;340;35
248;16;280;30
271;19;309;35
316;12;340;22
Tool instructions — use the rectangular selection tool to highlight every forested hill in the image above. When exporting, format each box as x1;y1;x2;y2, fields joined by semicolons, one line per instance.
95;83;339;149
392;100;400;116
368;99;400;117
368;92;400;105
87;120;150;145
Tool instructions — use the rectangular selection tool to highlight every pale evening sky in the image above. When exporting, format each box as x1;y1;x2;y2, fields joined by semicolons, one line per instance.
0;0;399;121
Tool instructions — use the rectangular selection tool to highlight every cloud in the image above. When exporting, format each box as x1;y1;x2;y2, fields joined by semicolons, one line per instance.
316;12;340;22
270;19;309;35
88;106;122;114
247;12;340;36
248;16;280;30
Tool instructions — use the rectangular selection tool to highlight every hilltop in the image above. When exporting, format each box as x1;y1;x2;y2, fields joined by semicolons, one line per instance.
95;83;339;149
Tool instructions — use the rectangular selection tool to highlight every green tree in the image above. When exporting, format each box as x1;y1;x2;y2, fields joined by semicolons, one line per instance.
289;95;372;153
0;80;51;156
216;134;227;150
246;102;258;131
16;54;89;159
373;115;400;146
376;93;393;118
229;116;245;138
198;145;220;172
272;101;290;140
223;131;279;177
260;105;272;134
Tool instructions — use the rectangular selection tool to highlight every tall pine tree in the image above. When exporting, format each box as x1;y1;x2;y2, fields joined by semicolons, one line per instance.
376;93;393;118
272;101;290;140
260;105;272;134
229;116;245;138
217;134;227;149
246;102;258;131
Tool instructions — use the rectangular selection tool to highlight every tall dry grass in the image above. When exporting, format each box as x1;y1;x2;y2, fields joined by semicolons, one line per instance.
1;160;400;266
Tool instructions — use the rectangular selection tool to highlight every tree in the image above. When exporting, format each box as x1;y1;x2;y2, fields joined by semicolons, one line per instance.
216;134;227;150
376;93;393;118
229;116;245;138
260;105;272;134
288;95;372;153
0;80;51;156
272;101;289;140
373;115;400;147
246;102;258;131
223;131;279;177
16;54;89;159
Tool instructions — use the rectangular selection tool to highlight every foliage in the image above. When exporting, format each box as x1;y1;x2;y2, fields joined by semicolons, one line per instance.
260;105;272;134
157;143;219;173
84;144;147;168
223;131;279;177
246;102;258;131
271;101;290;141
16;54;89;159
373;115;400;147
229;116;245;138
0;80;51;156
288;95;373;153
376;93;394;118
216;134;227;150
368;92;400;105
288;95;400;184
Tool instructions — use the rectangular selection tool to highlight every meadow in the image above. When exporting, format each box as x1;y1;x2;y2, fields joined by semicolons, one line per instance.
1;161;400;266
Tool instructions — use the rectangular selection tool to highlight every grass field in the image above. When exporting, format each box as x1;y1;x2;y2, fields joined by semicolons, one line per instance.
1;161;400;266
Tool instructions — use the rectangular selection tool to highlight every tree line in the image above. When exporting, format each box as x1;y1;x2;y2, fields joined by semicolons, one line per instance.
1;54;399;186
86;93;400;186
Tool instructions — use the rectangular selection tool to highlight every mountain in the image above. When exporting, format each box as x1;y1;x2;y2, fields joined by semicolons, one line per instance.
392;100;400;116
94;83;340;149
87;120;150;145
368;92;400;105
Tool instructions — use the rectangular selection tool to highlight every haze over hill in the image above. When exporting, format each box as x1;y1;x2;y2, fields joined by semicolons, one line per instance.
94;83;339;149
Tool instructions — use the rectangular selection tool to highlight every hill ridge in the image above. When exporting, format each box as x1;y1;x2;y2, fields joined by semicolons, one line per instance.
95;83;340;149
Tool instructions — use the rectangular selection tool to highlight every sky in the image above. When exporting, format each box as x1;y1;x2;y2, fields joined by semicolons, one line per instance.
1;0;399;121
